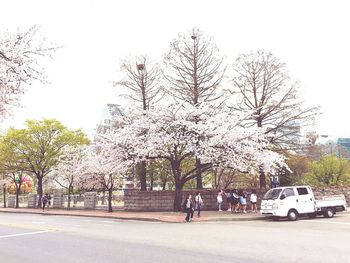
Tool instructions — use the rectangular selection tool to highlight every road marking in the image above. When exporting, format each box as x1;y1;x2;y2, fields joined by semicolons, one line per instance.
0;222;57;231
32;221;46;224
79;219;119;224
80;219;97;222
0;230;55;239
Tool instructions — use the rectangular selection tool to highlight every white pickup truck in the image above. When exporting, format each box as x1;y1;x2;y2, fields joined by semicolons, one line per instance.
260;185;347;221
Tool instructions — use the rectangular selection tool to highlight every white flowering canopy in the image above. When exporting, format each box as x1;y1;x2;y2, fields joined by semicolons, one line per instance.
101;103;286;177
0;25;57;117
51;145;86;189
77;134;134;190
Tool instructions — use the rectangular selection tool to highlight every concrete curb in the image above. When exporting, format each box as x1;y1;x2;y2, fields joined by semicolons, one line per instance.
0;209;265;223
0;210;170;223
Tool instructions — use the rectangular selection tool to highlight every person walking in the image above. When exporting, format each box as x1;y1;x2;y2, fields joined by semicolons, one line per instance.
183;194;194;222
195;192;204;217
42;193;49;211
250;190;258;213
217;190;223;211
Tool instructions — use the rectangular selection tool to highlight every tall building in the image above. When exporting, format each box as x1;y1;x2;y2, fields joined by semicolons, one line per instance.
337;138;350;159
96;104;124;134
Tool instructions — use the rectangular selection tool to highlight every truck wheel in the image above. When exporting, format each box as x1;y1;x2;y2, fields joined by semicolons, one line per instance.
287;209;298;221
323;208;335;218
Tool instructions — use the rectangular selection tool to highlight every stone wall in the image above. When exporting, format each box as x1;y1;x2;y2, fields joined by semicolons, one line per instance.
27;194;37;208
84;192;97;209
52;194;64;208
124;187;350;212
124;189;253;211
7;195;16;208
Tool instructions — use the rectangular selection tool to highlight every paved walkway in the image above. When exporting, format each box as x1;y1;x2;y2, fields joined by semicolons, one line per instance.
0;207;264;223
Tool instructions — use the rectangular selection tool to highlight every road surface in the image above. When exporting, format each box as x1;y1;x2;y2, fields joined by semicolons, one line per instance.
0;212;349;262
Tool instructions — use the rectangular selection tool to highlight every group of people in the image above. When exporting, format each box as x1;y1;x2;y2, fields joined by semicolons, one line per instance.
217;189;258;213
182;189;258;222
182;192;204;222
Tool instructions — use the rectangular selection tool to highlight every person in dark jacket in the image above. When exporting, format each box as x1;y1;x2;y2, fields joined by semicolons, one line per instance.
183;194;194;222
42;193;49;211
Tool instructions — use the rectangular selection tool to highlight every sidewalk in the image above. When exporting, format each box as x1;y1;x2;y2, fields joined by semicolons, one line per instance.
0;207;264;223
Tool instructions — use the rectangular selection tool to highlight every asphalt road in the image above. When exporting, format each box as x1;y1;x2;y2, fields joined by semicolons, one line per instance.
0;212;350;263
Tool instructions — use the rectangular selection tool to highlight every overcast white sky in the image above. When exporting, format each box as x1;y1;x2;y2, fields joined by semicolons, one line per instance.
1;0;350;139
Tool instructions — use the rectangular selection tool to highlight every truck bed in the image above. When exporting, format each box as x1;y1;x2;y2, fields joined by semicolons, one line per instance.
315;195;347;211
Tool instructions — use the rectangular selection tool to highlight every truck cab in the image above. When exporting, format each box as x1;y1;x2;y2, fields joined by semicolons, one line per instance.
261;185;315;220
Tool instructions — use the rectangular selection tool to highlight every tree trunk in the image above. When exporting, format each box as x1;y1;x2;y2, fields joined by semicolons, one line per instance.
67;185;72;210
3;185;6;208
195;158;203;189
101;188;106;205
259;167;266;188
162;181;166;191
37;176;43;208
150;171;154;191
15;183;22;208
140;161;147;191
256;119;267;189
171;159;183;211
107;188;113;212
173;185;184;212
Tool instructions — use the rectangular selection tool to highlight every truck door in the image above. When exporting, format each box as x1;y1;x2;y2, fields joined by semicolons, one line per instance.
280;188;298;216
296;187;315;214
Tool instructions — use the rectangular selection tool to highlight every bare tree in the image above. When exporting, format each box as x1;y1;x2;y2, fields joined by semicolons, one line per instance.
115;56;162;110
114;56;161;190
163;28;226;189
0;25;58;118
231;50;318;187
212;168;236;189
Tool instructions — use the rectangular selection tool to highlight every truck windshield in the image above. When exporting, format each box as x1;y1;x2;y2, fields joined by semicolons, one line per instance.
263;189;282;200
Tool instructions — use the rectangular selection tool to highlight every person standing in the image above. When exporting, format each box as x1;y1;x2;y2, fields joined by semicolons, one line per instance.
42;193;49;211
238;189;247;213
225;189;233;211
231;189;240;213
183;194;194;222
195;192;204;217
217;190;223;211
250;190;258;213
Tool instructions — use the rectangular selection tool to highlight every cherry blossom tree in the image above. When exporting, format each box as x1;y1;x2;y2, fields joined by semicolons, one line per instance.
107;103;286;211
78;135;133;212
114;56;162;191
163;28;226;189
0;25;58;118
230;50;318;187
50;146;86;209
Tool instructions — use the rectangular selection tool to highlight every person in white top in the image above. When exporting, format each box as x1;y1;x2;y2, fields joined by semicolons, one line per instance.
217;190;223;211
195;192;204;217
250;190;258;213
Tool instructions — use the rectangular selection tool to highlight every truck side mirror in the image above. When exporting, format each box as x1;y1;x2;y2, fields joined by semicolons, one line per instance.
280;194;286;200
